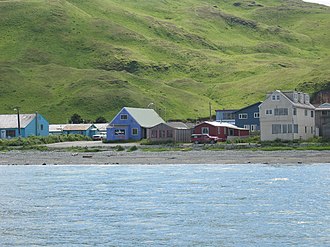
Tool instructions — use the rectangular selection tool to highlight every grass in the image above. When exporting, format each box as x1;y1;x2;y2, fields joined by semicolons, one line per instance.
0;0;329;122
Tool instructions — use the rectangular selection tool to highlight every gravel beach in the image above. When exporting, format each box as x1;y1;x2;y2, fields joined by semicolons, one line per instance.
1;149;329;165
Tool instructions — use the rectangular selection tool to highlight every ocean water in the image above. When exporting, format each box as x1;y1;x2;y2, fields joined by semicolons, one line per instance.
0;164;329;247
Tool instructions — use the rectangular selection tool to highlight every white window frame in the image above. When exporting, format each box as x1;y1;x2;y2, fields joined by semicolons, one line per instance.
274;108;288;116
239;113;248;119
254;112;259;118
251;125;257;132
120;114;128;120
132;128;138;135
244;125;250;130
202;127;209;134
272;124;281;134
266;109;273;115
272;94;280;101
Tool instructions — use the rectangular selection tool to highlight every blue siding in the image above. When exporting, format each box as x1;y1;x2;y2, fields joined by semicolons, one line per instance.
0;114;49;138
234;102;261;131
215;110;236;124
107;108;143;141
24;114;49;137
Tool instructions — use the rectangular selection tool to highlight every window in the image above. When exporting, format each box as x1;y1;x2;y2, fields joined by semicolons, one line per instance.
293;108;297;116
160;130;166;138
272;124;281;134
254;112;259;118
114;129;126;136
151;130;157;138
305;126;307;133
311;111;314;118
132;128;138;135
244;125;250;130
322;111;328;116
6;130;16;138
167;130;173;138
239;113;248;119
272;94;280;101
202;127;209;134
282;124;288;133
294;124;298;134
266;109;273;115
305;110;308;116
217;127;221;135
40;124;44;131
274;108;288;116
223;112;235;120
229;129;234;136
251;125;257;132
120;114;128;120
288;124;292;133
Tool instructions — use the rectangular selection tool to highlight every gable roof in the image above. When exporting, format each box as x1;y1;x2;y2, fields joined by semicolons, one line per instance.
260;90;315;109
234;102;262;114
316;103;330;110
0;114;36;129
115;107;165;128
49;124;65;132
197;121;247;130
94;123;108;131
63;124;96;131
166;122;194;129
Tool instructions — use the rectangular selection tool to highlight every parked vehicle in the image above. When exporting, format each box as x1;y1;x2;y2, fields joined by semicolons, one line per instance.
191;134;219;144
92;134;106;141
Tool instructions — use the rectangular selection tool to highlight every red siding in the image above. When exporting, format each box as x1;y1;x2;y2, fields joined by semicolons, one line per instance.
193;122;249;141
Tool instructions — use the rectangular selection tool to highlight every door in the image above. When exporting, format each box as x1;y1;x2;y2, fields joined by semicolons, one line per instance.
0;130;6;139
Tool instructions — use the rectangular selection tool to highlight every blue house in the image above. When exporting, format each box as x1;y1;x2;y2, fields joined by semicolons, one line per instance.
215;109;237;125
107;107;165;141
0;113;49;139
234;102;262;132
62;124;97;138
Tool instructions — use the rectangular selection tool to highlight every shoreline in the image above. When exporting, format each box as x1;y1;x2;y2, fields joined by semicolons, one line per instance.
0;149;329;165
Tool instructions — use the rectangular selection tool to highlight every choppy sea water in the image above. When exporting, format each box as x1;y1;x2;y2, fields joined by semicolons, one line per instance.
0;164;329;247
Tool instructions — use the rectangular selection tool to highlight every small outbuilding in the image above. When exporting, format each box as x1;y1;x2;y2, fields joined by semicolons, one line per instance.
147;122;194;143
62;124;97;138
0;113;49;139
315;103;330;138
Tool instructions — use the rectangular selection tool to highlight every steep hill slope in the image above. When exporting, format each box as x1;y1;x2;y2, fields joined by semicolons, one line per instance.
0;0;329;123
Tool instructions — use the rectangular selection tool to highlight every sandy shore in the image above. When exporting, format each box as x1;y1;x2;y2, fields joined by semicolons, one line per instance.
0;149;329;165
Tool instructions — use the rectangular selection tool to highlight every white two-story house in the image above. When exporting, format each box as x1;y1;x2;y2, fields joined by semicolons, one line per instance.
259;90;315;141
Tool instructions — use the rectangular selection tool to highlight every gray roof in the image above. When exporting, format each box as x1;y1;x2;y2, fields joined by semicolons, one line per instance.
49;124;65;132
0;114;36;129
166;122;194;129
94;123;108;131
124;107;165;128
316;103;330;110
63;124;96;131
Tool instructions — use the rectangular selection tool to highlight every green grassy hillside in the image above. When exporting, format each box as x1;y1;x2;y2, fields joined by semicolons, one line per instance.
0;0;329;123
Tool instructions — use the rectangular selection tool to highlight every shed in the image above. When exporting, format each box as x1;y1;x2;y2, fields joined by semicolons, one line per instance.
147;122;194;143
62;124;97;138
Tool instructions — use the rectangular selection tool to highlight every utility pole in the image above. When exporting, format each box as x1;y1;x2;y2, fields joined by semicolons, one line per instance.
14;107;21;137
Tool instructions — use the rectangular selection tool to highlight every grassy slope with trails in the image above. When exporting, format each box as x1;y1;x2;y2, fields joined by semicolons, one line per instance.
0;0;329;123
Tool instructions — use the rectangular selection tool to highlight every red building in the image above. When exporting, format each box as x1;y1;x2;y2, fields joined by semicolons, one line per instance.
193;121;249;141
